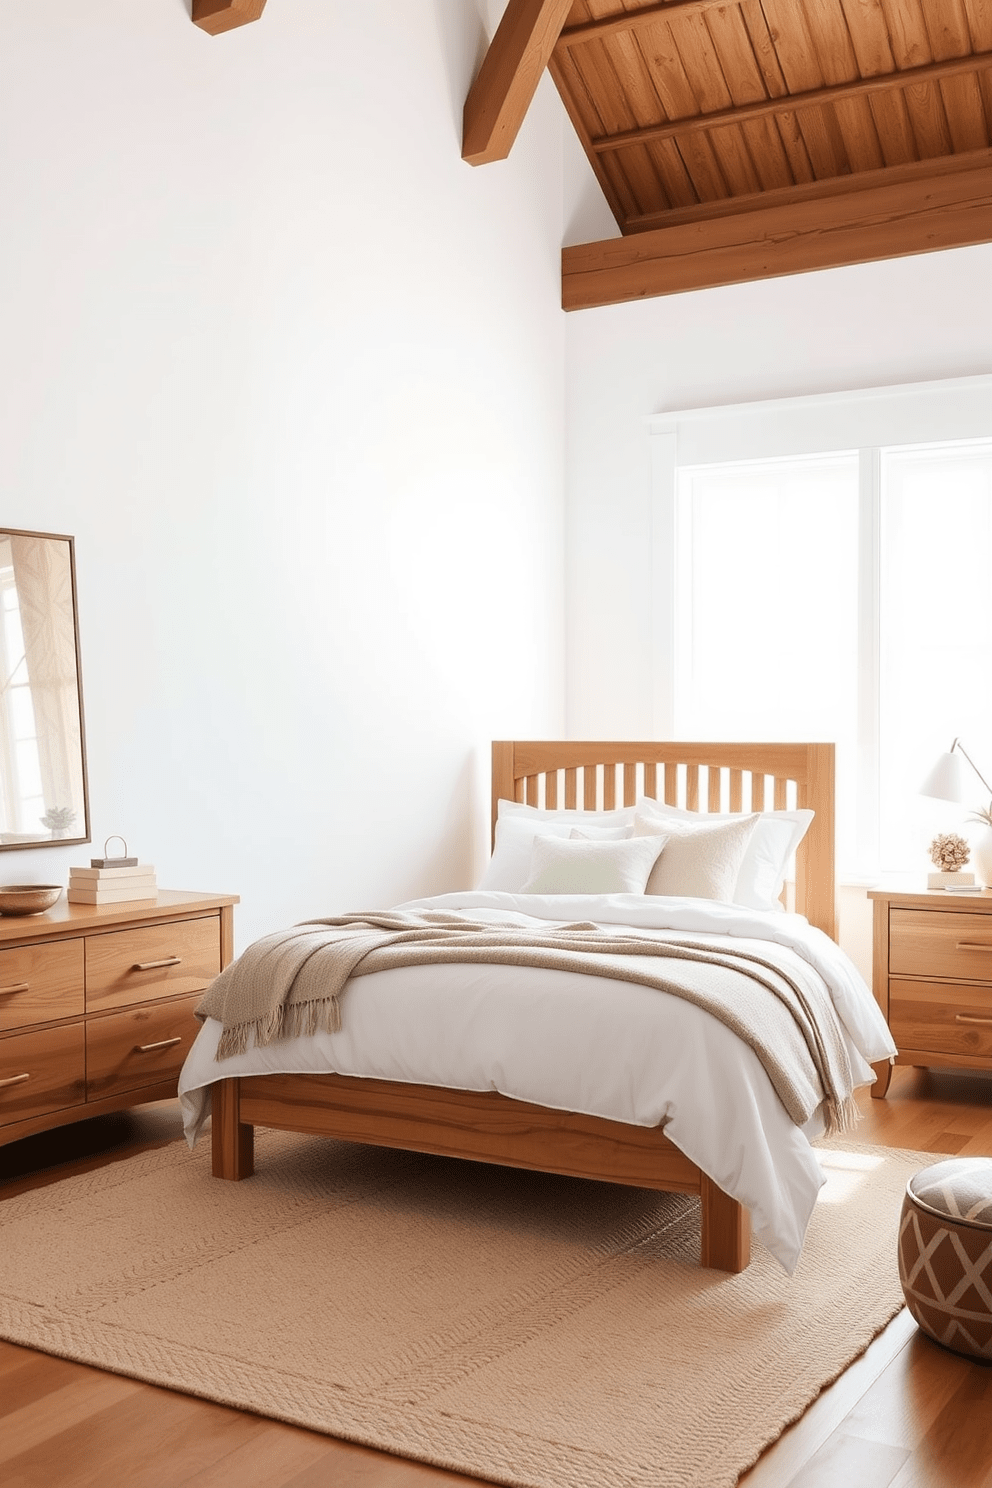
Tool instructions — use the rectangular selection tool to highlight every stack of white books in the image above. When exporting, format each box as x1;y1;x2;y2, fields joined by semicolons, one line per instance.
67;863;158;905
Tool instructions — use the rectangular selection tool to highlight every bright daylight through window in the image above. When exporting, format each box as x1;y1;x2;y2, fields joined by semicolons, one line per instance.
672;438;992;878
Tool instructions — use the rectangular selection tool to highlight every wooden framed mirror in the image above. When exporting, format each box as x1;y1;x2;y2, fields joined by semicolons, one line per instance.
0;528;90;851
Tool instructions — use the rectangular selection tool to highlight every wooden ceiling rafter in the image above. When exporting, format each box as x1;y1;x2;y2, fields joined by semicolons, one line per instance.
622;143;992;231
192;0;266;35
562;150;992;307
589;49;992;156
462;0;577;165
558;0;747;47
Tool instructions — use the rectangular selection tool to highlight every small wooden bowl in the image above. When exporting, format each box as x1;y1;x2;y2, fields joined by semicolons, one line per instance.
0;885;63;916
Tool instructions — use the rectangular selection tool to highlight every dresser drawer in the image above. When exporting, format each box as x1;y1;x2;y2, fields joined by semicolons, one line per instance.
890;979;992;1061
85;916;221;1013
0;1022;86;1126
889;910;992;984
0;938;84;1033
86;994;200;1101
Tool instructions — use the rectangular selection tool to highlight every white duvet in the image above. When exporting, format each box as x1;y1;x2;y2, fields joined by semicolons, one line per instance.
179;891;896;1273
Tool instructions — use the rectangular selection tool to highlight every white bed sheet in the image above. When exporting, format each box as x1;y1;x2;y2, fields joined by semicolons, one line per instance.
179;891;896;1274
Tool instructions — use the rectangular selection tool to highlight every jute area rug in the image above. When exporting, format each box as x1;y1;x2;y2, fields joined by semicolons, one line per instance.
0;1129;923;1488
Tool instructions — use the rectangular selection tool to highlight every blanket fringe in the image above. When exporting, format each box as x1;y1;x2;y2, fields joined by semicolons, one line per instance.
215;995;342;1062
823;1093;863;1139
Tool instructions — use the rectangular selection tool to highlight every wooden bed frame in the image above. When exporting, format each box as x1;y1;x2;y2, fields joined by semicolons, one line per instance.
211;740;836;1273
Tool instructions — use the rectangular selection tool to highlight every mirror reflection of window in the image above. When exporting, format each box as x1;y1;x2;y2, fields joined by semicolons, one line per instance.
0;530;88;847
0;542;46;835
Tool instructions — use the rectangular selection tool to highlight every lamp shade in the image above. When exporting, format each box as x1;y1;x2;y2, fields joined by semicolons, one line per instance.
920;750;969;805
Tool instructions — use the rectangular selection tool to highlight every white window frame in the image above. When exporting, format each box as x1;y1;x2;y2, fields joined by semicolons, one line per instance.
648;373;992;878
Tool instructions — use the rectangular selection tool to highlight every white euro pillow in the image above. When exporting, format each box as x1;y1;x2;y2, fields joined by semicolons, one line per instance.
635;797;814;912
497;798;635;829
478;815;634;894
633;810;759;902
568;827;633;841
521;833;668;896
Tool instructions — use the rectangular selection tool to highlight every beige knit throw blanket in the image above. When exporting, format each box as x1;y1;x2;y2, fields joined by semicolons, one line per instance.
195;912;858;1136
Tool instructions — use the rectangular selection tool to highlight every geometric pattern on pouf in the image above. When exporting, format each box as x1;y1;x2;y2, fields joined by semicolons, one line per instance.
898;1156;992;1362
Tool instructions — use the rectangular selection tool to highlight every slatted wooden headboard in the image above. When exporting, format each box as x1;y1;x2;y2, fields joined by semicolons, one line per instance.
492;741;836;940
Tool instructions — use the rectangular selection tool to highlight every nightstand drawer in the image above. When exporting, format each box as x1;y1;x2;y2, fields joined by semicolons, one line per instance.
890;979;992;1060
0;1023;86;1126
86;994;200;1101
85;917;221;1012
0;938;84;1032
890;910;992;984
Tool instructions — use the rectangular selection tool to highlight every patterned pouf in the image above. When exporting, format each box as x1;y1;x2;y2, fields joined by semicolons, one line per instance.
898;1157;992;1361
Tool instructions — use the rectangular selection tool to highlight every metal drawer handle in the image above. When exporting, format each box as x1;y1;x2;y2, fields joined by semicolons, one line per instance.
955;942;992;951
0;1072;30;1088
132;957;182;972
0;982;29;995
954;1014;992;1026
136;1037;183;1053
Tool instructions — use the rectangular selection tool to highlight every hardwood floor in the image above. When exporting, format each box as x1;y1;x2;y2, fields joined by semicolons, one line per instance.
2;1069;991;1487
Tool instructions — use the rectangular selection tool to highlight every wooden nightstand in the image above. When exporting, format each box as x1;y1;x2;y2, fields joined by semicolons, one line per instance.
868;885;992;1097
0;890;237;1147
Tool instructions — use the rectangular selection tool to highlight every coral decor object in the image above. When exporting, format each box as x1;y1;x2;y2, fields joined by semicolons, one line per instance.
929;834;971;872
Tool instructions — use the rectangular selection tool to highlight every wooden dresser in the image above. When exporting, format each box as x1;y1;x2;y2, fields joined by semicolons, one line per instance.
0;890;237;1147
869;885;992;1097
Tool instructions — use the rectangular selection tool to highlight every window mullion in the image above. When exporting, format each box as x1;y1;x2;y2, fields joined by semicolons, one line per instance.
856;446;880;875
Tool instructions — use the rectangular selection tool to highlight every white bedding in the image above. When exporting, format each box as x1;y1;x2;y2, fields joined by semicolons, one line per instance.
179;891;896;1274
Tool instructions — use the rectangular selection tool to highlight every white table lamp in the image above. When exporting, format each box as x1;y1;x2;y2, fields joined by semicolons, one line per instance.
920;738;992;807
920;738;992;890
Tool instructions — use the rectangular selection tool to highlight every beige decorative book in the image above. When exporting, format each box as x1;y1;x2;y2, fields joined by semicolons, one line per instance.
66;868;156;904
68;873;157;890
68;880;158;904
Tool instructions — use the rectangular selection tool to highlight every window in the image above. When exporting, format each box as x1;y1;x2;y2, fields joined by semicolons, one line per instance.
675;454;863;871
650;378;992;878
878;442;992;872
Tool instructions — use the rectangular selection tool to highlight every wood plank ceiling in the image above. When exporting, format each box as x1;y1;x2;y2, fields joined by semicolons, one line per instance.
554;0;992;229
466;0;992;306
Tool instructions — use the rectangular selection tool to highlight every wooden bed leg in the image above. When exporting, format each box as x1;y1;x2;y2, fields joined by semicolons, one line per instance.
870;1059;893;1099
211;1078;254;1180
700;1174;751;1272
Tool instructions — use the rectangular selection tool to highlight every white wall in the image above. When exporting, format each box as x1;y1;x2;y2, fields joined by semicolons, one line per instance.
565;245;992;740
0;0;569;946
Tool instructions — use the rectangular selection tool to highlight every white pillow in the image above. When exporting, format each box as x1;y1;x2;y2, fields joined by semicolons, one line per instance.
636;797;814;912
569;826;633;841
478;815;634;893
633;810;759;902
521;834;668;896
497;798;635;828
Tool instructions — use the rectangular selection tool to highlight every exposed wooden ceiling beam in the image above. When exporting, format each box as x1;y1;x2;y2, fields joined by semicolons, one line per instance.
192;0;266;36
463;0;575;166
561;156;992;309
559;0;740;47
591;50;992;154
624;147;992;233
